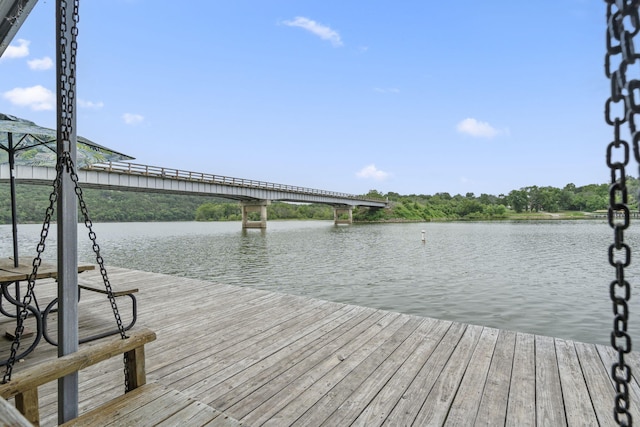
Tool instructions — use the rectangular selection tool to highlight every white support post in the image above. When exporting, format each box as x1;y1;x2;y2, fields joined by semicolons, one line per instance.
241;200;270;229
334;206;353;225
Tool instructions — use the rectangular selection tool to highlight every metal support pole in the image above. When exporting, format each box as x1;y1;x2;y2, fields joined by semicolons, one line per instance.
56;0;79;422
8;134;20;319
8;134;18;267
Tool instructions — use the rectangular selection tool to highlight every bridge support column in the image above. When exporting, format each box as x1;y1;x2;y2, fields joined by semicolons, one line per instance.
334;206;353;225
241;200;270;229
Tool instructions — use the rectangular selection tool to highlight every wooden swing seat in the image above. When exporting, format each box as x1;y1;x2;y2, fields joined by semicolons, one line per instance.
0;328;241;426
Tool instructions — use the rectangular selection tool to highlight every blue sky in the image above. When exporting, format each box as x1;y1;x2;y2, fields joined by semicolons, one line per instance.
0;0;609;197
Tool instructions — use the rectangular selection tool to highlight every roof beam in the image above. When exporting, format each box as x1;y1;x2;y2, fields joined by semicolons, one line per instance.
0;0;39;58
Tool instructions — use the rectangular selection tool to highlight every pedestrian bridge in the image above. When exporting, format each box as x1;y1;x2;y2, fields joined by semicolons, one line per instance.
0;162;387;228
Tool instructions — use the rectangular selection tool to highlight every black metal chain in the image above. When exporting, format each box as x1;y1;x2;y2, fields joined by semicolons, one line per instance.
65;154;131;391
69;166;128;341
58;0;79;151
1;160;62;383
605;1;638;425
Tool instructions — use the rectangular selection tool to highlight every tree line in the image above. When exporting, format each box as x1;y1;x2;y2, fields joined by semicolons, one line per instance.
0;178;633;224
0;184;218;223
355;178;638;221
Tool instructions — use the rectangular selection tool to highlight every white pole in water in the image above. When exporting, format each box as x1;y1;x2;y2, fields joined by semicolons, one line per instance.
421;230;426;242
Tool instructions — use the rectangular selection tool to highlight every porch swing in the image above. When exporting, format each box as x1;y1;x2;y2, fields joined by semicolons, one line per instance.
0;0;157;425
0;116;144;375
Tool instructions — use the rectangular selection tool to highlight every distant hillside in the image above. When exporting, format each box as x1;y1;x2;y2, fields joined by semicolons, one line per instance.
0;184;221;223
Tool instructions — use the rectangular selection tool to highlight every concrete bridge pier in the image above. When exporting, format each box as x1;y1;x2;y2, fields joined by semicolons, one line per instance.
241;200;270;229
334;206;353;225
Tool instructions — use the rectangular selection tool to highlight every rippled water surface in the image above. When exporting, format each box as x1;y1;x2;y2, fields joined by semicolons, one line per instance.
1;219;636;345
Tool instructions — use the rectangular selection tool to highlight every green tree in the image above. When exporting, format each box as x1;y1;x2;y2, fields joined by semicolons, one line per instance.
507;190;528;213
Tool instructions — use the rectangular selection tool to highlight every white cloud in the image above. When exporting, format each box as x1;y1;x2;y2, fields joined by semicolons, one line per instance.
3;85;54;111
122;113;144;125
78;99;104;109
374;87;400;94
2;39;30;59
456;118;504;139
27;56;53;70
356;164;391;181
282;17;343;47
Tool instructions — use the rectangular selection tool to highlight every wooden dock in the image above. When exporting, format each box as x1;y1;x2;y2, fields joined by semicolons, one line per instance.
0;267;636;426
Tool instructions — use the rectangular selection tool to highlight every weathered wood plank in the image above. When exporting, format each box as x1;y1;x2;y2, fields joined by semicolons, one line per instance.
14;388;38;426
382;321;468;426
60;383;170;426
574;342;618;427
99;388;199;426
154;401;226;427
445;327;500;425
411;324;484;426
64;384;240;427
143;297;286;365
242;312;405;426
202;413;245;427
346;319;452;427
222;310;393;420
474;329;516;426
555;338;598;427
207;306;373;410
286;316;425;426
157;300;332;395
125;344;147;390
505;332;535;426
179;302;351;399
535;335;567;426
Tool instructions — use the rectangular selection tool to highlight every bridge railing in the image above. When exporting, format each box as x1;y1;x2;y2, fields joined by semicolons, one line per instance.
83;161;387;203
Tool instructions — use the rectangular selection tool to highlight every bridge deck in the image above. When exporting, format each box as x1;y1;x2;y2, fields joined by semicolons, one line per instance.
0;163;388;208
0;267;634;426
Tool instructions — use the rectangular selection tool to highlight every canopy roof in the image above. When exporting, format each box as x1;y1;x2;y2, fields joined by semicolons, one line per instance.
0;0;38;58
0;113;134;167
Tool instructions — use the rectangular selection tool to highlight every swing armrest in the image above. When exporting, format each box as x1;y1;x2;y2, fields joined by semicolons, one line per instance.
0;328;156;400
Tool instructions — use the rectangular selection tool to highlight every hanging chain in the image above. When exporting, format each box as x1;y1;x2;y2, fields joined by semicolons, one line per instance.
65;155;131;391
1;161;63;383
605;1;639;425
59;0;79;152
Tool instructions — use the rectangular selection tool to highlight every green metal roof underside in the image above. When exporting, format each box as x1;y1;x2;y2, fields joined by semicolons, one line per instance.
0;0;38;58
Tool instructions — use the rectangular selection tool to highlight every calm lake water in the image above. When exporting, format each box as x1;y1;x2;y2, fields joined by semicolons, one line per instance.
0;219;636;346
